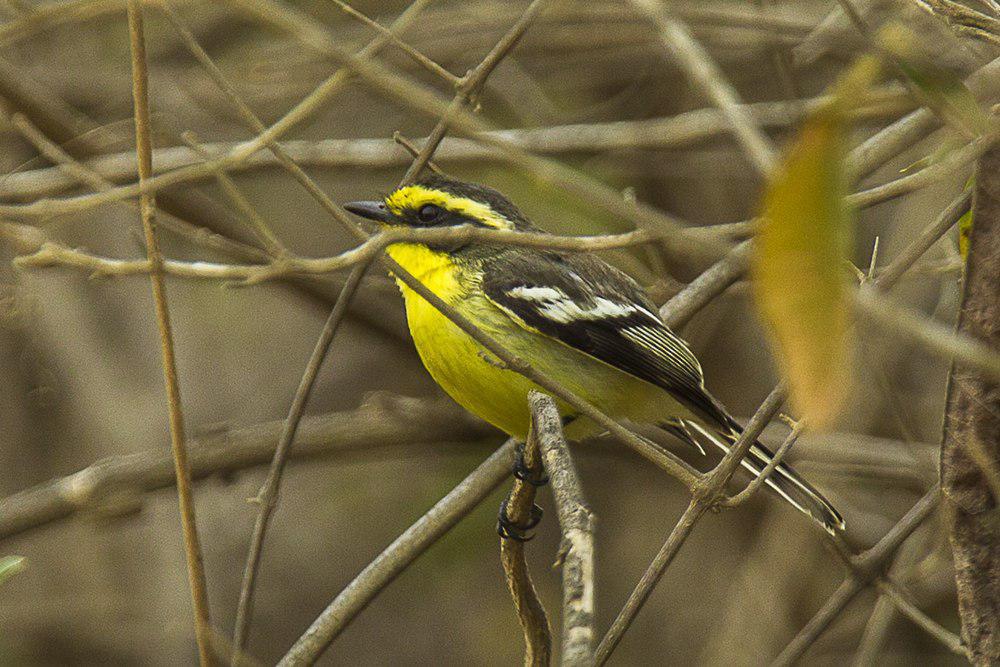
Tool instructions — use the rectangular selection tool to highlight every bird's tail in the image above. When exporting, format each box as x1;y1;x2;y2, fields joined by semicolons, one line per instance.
680;420;845;534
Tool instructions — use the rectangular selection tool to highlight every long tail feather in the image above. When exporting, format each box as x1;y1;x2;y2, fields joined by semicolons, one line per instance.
683;420;845;534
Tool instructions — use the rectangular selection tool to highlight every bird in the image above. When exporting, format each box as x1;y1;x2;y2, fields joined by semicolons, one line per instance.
345;175;844;534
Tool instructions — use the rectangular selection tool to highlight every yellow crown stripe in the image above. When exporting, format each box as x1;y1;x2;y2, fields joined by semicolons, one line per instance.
385;185;511;229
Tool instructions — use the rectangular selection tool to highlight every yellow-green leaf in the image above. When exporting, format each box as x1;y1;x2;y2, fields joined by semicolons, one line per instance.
958;207;974;261
752;59;878;428
0;556;24;587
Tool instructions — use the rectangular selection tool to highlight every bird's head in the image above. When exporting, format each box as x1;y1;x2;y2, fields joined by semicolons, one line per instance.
344;175;534;232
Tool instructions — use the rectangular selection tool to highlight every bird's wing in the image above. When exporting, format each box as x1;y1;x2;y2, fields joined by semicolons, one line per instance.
480;249;732;428
480;248;846;533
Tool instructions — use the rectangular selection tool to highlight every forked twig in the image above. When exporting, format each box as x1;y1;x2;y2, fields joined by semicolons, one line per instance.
401;0;550;183
772;487;941;665
276;441;518;666
595;385;787;665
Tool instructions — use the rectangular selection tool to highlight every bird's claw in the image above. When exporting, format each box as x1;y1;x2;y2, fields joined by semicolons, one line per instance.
497;495;543;542
512;442;549;486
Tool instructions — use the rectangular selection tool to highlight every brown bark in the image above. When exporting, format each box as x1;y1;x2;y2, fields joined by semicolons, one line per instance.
942;145;1000;666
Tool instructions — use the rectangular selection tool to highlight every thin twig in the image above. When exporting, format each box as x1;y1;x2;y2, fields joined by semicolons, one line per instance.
400;0;550;183
393;131;448;176
721;419;806;507
772;486;941;665
2;103;393;335
500;407;553;667
529;392;595;667
877;578;968;657
629;0;778;175
595;385;787;665
852;288;1000;384
873;190;972;289
276;440;518;666
329;0;459;86
659;238;751;328
6;0;716;260
231;261;372;654
13;225;655;282
179;131;288;258
125;1;213;663
847;127;1000;210
846;55;1000;178
852;589;897;667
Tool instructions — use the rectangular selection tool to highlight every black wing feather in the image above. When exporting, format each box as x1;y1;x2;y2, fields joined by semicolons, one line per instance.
477;246;846;532
480;249;730;427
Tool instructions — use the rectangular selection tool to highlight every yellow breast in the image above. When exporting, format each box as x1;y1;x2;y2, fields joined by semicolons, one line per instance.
384;242;673;439
385;243;541;437
385;242;465;303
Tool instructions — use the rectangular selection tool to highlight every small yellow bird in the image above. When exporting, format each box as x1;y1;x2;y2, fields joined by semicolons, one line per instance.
346;176;844;533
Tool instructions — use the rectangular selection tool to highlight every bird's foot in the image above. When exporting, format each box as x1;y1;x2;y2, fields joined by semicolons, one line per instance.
497;495;543;542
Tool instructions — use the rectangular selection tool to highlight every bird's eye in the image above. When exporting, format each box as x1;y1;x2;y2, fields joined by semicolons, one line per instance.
416;204;442;224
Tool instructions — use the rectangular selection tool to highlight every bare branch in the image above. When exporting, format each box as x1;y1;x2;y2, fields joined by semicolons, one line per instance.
0;396;493;541
873;190;972;289
773;486;941;665
595;385;787;665
659;239;751;328
529;392;595;667
126;2;213;662
846;55;1000;178
0;96;908;201
401;0;550;182
3;0;718;259
852;288;1000;384
329;0;460;86
500;409;553;667
877;579;968;657
179;132;288;258
231;261;372;653
13;224;655;282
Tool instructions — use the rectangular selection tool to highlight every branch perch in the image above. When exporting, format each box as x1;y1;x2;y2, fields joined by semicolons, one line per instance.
941;144;1000;665
500;403;553;667
529;392;596;667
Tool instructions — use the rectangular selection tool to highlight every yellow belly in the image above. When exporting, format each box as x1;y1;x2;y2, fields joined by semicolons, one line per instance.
387;243;689;440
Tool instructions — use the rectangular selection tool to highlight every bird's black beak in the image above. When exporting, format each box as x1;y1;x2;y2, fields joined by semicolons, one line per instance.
344;200;394;224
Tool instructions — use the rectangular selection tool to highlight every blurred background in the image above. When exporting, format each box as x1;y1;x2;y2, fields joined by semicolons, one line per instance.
0;0;995;664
